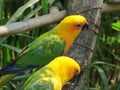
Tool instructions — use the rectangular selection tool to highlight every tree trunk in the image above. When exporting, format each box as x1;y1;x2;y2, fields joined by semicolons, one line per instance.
66;0;103;90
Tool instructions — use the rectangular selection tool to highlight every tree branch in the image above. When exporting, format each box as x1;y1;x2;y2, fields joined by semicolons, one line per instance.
0;2;120;38
64;0;103;90
107;0;120;4
102;3;120;12
0;10;66;37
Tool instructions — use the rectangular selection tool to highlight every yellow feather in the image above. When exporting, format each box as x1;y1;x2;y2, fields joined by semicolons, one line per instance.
55;15;87;53
23;56;80;90
47;56;81;86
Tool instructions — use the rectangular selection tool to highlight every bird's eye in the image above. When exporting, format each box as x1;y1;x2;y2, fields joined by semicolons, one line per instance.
75;24;82;28
74;68;79;74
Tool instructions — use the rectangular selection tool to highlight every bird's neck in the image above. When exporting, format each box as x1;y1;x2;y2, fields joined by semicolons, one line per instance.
55;26;82;53
48;63;74;85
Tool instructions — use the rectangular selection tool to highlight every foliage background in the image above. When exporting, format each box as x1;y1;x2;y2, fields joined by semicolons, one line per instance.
0;0;120;90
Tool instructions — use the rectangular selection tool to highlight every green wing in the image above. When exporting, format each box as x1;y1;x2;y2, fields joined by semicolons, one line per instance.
23;67;55;90
24;79;54;90
16;29;65;69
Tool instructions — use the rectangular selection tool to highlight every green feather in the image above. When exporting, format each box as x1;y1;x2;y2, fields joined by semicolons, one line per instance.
23;67;54;90
0;29;65;87
16;29;65;69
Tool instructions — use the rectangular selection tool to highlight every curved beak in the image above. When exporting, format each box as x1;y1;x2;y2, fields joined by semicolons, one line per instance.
83;22;89;30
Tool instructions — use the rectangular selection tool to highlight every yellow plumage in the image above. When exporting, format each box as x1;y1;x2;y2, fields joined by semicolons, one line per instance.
23;56;80;90
56;15;87;53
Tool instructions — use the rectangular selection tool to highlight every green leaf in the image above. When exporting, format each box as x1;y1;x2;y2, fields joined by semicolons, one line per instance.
91;61;119;69
24;5;42;20
48;0;55;6
0;0;4;19
17;33;35;40
114;80;120;90
1;44;22;53
112;22;120;31
102;45;120;61
41;0;48;14
0;37;8;44
2;47;11;66
7;0;40;23
95;66;109;90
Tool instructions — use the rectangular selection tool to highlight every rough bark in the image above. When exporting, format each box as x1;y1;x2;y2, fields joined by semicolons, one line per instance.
66;0;103;90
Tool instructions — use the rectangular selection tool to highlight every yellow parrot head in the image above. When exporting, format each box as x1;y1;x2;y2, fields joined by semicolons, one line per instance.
48;56;81;85
56;15;88;52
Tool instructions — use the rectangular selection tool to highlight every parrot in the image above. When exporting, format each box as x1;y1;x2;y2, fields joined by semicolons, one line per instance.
23;56;81;90
0;15;88;87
